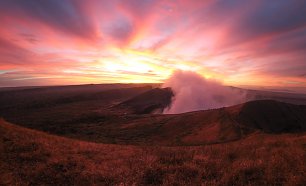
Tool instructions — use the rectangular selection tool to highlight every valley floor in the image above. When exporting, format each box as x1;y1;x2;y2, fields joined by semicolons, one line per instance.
1;119;305;185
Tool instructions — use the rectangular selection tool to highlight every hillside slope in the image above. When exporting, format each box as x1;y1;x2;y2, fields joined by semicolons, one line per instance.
2;98;305;146
117;87;173;114
235;100;306;132
1;119;305;185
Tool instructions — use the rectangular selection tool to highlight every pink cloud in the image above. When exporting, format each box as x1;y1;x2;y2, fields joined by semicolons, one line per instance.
0;0;305;89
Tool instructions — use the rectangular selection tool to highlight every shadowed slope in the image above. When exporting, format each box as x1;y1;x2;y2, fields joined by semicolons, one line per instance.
236;100;306;133
117;88;173;114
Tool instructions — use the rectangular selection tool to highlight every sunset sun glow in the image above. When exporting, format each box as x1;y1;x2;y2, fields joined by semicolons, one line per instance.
0;0;305;90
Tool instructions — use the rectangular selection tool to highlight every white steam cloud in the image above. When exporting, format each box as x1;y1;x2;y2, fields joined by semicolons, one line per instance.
162;70;246;114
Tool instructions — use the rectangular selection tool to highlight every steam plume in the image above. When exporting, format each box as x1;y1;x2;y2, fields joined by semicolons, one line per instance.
162;70;246;114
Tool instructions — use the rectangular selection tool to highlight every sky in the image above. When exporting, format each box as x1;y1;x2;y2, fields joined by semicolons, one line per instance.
0;0;306;89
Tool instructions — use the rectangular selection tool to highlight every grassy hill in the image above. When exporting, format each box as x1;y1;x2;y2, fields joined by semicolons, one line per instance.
1;119;305;185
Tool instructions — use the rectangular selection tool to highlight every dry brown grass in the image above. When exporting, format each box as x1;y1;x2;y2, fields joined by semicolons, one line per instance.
1;119;305;185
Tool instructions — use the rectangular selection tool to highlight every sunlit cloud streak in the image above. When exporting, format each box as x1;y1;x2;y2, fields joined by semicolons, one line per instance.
0;0;305;90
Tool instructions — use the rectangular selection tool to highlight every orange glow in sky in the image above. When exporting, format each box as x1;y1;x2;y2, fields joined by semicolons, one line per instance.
0;0;306;90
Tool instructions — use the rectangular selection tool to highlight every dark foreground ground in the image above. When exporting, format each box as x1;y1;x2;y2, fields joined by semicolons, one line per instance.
1;119;305;185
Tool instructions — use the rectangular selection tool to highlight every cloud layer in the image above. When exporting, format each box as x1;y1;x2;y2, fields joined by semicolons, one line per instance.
0;0;305;89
